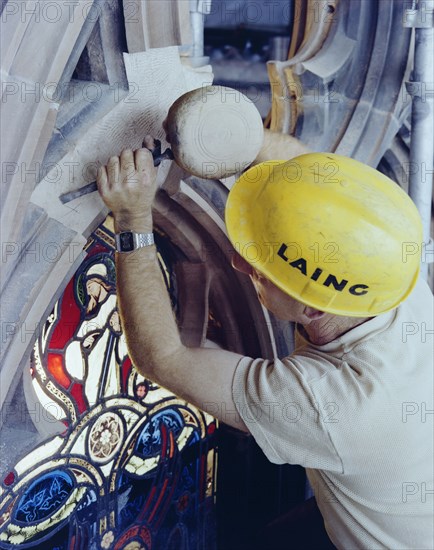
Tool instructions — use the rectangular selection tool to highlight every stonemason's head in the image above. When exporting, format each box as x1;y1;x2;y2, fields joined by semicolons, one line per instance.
226;153;422;319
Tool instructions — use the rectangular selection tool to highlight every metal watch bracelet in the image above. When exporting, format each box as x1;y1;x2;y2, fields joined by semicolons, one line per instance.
115;231;154;253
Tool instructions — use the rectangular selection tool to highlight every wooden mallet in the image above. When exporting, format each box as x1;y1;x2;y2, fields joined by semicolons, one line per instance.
59;85;264;204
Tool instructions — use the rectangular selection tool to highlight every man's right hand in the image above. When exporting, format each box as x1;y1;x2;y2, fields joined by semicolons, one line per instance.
97;148;157;233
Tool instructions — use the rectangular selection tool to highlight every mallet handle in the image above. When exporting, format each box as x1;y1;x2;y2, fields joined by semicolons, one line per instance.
59;144;173;204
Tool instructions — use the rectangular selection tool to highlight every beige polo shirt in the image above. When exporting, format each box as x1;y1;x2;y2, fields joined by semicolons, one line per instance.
232;277;434;549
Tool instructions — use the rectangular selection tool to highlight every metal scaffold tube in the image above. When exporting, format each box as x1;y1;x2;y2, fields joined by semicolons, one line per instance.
190;0;212;66
405;0;434;280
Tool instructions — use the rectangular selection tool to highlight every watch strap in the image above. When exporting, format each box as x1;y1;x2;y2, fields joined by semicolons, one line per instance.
115;231;154;253
134;232;154;248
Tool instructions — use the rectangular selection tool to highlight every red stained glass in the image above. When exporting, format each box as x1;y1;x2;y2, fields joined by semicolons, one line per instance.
3;472;15;486
69;382;87;414
121;356;132;392
47;353;70;389
50;280;80;349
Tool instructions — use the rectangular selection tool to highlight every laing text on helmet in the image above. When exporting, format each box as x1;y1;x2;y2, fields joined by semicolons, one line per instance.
278;243;369;296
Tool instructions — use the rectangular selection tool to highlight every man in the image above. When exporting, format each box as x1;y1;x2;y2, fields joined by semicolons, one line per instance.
96;132;433;549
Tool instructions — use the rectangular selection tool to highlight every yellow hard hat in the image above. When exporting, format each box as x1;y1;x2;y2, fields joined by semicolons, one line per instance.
225;153;422;316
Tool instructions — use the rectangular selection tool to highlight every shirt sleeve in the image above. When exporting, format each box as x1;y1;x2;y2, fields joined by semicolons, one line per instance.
232;356;343;472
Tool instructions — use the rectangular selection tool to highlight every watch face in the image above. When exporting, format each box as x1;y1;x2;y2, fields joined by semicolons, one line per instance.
119;232;135;252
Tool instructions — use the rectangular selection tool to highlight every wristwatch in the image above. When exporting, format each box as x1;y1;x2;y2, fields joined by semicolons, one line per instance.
115;231;154;253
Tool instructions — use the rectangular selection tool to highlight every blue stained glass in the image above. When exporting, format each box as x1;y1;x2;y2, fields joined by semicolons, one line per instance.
136;409;184;457
76;488;97;523
117;481;149;527
15;471;74;524
166;523;189;550
180;466;194;490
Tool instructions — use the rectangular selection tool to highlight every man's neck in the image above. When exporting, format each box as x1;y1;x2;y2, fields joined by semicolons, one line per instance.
303;314;372;346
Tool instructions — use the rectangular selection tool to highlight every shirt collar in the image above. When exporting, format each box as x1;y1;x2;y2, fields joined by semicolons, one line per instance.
295;308;397;354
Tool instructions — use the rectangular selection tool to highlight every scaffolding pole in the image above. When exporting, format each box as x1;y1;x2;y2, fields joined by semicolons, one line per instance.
404;0;434;280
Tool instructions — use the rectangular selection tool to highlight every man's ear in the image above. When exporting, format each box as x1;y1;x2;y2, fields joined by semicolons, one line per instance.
303;306;326;320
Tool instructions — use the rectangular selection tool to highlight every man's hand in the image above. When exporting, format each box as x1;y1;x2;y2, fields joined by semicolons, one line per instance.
97;148;157;232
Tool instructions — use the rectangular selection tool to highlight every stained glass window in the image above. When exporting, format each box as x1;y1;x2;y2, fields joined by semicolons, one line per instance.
0;216;218;549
